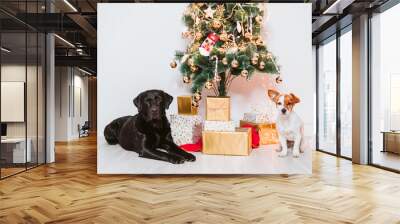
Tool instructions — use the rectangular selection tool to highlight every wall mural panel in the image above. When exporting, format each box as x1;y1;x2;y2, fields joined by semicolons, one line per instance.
98;3;313;174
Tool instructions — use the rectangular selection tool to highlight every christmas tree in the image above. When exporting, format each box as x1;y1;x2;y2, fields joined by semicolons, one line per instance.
171;3;280;106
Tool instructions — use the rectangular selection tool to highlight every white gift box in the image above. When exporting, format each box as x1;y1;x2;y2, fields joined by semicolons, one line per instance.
243;112;270;124
169;114;203;145
203;120;236;132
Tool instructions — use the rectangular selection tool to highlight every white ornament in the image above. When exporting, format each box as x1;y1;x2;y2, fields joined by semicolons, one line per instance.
204;6;215;19
249;16;253;33
236;21;242;33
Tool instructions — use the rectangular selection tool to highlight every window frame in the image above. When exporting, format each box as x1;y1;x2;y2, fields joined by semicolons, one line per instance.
315;24;353;161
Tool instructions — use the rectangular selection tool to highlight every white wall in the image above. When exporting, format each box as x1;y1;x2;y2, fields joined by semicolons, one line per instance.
55;67;89;141
98;3;313;137
55;67;69;141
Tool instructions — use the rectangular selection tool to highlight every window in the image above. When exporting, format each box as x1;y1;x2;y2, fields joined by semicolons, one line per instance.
370;3;400;171
317;26;353;159
0;1;47;179
318;37;337;154
340;29;352;158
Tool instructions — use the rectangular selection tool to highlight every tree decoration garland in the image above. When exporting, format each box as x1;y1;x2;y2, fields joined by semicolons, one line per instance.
172;3;280;99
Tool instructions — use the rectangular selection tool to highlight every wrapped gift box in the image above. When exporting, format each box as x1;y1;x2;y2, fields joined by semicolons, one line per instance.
240;120;279;145
202;128;252;156
177;96;198;115
243;112;270;124
170;114;203;145
206;96;230;121
203;120;236;132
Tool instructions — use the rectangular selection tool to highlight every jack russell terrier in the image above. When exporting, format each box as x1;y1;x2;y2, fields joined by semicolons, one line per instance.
268;89;305;157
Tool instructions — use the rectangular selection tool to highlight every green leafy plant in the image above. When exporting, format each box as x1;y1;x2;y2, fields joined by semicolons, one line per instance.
171;3;280;103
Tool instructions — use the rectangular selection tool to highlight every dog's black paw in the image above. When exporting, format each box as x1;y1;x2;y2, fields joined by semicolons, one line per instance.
168;156;185;164
184;153;196;162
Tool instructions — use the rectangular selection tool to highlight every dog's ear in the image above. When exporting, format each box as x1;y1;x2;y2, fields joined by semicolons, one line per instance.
162;91;173;109
133;93;143;111
289;93;300;104
267;89;280;101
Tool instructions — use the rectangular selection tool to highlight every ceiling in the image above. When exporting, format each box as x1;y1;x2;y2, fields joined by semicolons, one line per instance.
0;0;394;75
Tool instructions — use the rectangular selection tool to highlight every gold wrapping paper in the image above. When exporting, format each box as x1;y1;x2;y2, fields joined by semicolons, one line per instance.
177;96;198;115
206;96;230;121
240;120;280;145
202;128;252;156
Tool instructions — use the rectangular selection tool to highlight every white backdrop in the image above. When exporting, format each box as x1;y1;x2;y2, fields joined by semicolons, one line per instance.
97;3;313;174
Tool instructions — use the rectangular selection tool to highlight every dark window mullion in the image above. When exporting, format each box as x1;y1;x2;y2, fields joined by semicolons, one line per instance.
367;11;373;165
36;0;39;167
336;29;341;157
316;45;320;151
24;0;28;171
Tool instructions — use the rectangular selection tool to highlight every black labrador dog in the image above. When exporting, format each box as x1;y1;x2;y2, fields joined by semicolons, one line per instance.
104;90;196;164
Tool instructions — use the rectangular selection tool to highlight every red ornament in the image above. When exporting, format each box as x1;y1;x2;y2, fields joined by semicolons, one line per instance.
199;33;220;56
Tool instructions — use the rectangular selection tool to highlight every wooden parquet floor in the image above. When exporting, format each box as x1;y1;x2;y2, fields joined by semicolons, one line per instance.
1;135;400;224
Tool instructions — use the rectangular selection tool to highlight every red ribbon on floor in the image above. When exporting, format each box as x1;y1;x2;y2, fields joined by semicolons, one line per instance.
180;138;203;152
241;124;260;149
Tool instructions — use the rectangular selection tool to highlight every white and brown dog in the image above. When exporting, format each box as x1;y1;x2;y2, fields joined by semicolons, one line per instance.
268;89;305;157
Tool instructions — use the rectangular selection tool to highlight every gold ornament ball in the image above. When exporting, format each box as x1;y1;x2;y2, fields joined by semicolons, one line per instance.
251;58;258;65
170;60;177;68
239;45;247;52
194;92;202;101
214;75;222;82
220;32;229;42
255;38;264;46
253;53;260;59
260;52;267;59
212;19;222;29
183;76;191;84
190;65;198;72
241;70;249;77
191;100;199;108
231;59;239;68
276;76;283;84
244;32;253;40
259;61;265;70
222;57;228;65
195;32;202;41
266;52;273;60
255;15;263;23
205;81;213;89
